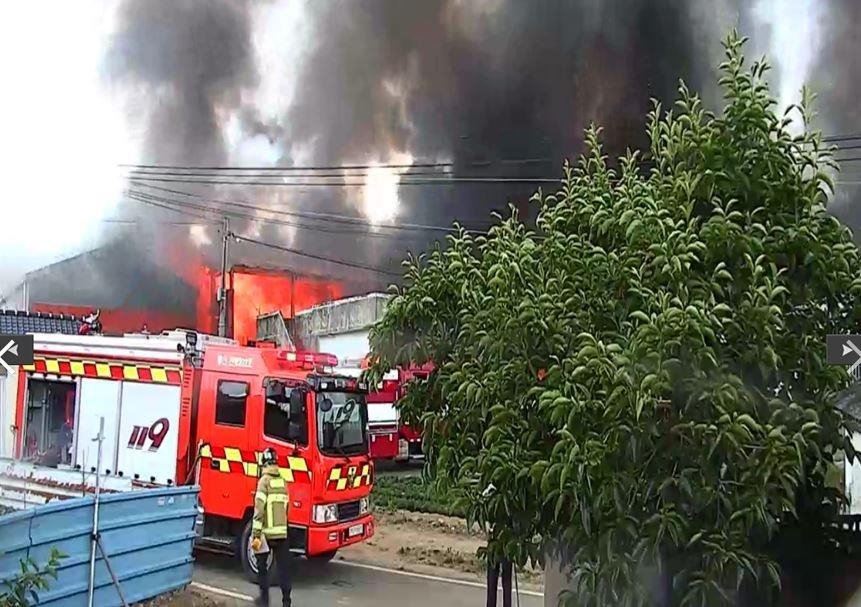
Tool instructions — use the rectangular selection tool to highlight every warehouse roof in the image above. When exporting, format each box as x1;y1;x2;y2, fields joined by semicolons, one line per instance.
0;309;81;335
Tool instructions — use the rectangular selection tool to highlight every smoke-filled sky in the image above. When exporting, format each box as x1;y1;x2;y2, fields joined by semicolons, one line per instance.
1;0;858;297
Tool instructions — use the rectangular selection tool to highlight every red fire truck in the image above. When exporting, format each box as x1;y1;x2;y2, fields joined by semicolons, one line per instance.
336;358;402;461
335;358;429;463
11;329;375;580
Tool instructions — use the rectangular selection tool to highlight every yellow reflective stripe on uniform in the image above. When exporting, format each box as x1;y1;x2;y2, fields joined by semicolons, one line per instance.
252;520;263;530
267;525;287;534
267;494;288;503
269;478;285;489
255;491;267;502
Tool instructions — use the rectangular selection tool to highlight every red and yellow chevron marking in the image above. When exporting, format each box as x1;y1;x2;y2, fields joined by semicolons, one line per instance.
327;462;373;491
199;445;312;483
24;356;181;385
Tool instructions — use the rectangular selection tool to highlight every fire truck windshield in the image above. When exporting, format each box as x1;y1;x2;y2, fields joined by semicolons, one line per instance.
317;391;368;456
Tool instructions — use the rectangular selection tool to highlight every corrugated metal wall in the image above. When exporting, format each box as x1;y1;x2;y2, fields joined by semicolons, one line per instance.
0;486;199;606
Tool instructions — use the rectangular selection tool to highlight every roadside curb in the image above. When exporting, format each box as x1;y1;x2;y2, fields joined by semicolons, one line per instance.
191;581;254;602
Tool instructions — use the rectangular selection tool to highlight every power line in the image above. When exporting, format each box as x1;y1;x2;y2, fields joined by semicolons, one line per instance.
125;175;559;187
126;190;433;241
229;232;402;277
118;157;554;172
102;218;216;225
121;160;453;171
127;192;215;221
824;134;861;143
128;182;476;234
122;167;455;179
125;188;417;237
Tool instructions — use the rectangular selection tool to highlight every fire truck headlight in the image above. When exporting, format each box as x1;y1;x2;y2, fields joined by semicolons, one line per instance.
313;504;338;524
359;497;370;515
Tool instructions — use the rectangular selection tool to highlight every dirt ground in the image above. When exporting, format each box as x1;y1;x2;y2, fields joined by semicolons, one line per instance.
338;510;545;590
137;587;225;606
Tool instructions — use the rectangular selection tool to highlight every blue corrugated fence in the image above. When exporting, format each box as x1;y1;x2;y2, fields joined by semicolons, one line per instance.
0;486;199;605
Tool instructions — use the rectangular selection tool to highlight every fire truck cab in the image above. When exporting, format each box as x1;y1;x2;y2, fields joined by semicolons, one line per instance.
11;329;375;581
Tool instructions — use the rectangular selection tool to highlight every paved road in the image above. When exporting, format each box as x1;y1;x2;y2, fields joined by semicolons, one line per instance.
193;553;543;606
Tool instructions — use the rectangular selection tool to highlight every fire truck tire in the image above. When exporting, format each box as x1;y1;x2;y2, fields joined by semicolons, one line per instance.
239;519;276;584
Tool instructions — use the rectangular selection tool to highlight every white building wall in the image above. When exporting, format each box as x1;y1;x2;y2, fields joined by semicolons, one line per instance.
0;368;20;458
318;330;371;364
846;432;861;514
0;280;28;310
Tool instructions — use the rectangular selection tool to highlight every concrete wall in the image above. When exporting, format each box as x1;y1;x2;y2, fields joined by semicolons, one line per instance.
292;292;391;350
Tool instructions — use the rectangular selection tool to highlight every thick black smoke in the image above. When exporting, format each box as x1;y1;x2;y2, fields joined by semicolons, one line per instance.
106;0;256;166
72;0;769;318
810;0;861;233
286;0;740;239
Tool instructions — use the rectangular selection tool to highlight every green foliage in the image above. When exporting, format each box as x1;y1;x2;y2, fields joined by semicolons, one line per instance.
372;474;465;518
1;548;66;606
368;31;861;607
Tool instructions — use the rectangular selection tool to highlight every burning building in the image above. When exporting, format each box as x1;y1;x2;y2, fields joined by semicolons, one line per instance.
1;240;356;342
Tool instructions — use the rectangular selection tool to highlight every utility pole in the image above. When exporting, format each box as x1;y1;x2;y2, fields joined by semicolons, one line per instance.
217;217;230;337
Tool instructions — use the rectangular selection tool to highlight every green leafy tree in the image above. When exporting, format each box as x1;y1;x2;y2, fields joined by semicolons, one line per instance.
368;32;861;606
1;548;65;606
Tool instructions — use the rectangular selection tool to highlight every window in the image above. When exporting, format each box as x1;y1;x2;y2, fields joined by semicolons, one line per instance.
264;388;308;446
215;381;248;427
317;391;368;456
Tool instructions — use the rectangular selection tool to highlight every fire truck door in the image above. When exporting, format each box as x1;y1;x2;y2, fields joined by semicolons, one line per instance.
75;378;121;473
198;374;253;518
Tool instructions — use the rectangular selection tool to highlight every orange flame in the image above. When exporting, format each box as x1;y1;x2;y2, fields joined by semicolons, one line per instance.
221;267;343;344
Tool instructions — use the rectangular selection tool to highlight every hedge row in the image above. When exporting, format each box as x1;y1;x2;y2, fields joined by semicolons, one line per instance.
372;475;465;518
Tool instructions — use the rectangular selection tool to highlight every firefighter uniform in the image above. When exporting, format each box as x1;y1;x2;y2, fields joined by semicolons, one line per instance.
252;449;291;607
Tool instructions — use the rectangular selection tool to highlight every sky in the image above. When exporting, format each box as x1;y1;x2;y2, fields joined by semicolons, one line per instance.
0;0;833;297
0;1;133;292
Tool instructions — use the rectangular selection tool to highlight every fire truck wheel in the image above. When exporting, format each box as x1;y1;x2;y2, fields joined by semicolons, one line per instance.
239;519;276;584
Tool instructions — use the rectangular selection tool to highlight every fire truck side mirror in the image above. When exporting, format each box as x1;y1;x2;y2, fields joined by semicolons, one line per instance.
318;397;333;413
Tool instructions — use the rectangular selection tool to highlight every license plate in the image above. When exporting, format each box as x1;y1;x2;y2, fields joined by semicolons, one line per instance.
347;524;364;538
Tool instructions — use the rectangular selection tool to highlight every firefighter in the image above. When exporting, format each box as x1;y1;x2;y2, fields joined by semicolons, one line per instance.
251;447;292;607
482;482;513;607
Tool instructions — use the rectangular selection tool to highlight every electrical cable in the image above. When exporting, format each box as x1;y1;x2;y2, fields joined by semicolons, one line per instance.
122;167;455;179
228;232;403;277
125;188;467;240
128;182;482;234
118;157;554;172
102;218;216;225
120;161;454;171
124;174;560;187
823;133;861;143
128;192;406;276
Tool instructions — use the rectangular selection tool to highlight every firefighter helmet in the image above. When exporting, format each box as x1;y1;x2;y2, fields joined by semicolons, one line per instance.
261;447;278;467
